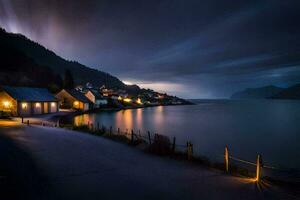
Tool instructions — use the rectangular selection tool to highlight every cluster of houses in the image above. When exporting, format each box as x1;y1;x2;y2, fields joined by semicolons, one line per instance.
0;83;185;117
0;85;142;116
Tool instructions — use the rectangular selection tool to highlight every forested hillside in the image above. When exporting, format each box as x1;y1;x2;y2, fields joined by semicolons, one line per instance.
0;28;126;90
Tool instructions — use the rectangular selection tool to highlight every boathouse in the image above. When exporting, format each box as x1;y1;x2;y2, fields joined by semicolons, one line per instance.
0;86;58;116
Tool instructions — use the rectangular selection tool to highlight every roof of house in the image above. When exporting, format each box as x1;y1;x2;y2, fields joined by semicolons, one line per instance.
64;89;91;103
88;89;103;99
2;86;57;102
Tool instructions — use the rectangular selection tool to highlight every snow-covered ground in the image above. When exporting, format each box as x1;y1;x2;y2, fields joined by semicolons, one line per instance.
0;122;298;200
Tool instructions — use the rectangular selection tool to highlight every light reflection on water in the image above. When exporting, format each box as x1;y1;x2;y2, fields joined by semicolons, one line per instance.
74;114;95;126
73;100;300;169
116;109;133;130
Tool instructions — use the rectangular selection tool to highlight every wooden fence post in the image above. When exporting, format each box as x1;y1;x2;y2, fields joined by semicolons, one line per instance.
256;154;262;182
186;142;189;157
187;142;193;160
190;142;193;158
225;145;229;173
147;131;151;145
172;137;176;153
27;120;29;126
131;129;134;144
91;123;94;131
21;117;24;123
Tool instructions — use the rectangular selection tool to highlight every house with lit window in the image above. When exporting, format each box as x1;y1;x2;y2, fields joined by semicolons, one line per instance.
0;86;58;116
56;89;91;111
85;89;107;108
101;88;114;97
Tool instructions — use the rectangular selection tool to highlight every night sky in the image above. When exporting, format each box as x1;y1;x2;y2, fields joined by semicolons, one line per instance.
1;0;300;98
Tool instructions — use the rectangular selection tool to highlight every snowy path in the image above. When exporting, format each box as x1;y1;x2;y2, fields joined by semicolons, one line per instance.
0;122;297;200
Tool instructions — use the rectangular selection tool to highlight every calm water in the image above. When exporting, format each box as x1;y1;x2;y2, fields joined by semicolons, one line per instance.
74;100;300;169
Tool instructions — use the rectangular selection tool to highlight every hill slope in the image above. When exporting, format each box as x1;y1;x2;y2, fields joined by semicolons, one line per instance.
271;84;300;99
231;86;283;99
0;28;125;89
0;42;63;91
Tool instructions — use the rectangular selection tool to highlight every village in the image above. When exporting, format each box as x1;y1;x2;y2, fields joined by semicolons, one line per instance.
0;83;187;117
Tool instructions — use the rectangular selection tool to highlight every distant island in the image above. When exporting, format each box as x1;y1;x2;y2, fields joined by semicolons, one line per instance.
231;84;300;100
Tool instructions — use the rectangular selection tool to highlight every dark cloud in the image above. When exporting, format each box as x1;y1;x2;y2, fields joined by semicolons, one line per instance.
0;0;300;98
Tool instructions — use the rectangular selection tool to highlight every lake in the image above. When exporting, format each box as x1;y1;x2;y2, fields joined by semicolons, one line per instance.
73;99;300;170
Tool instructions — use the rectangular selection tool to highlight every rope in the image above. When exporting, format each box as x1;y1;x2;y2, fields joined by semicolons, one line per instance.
263;165;278;170
229;156;256;166
176;144;188;148
229;155;295;171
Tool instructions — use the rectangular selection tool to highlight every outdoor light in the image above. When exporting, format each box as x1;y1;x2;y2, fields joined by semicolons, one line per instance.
74;101;79;106
136;98;142;104
36;103;41;108
22;103;27;109
118;96;122;101
3;101;10;108
123;98;132;103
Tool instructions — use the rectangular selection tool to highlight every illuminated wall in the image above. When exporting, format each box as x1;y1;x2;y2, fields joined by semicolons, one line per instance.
0;91;17;115
18;102;31;116
50;102;58;113
85;91;96;103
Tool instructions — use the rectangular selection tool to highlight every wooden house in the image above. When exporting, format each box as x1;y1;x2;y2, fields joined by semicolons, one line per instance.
85;89;108;108
0;86;58;116
56;89;92;111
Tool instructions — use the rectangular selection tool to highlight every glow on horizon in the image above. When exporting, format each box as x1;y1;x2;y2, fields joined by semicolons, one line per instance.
123;80;134;85
123;79;183;95
123;79;216;99
123;80;183;93
137;81;184;96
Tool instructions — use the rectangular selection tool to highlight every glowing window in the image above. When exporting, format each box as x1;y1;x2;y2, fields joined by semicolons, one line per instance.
35;103;41;108
51;102;56;107
74;101;79;106
22;103;28;110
